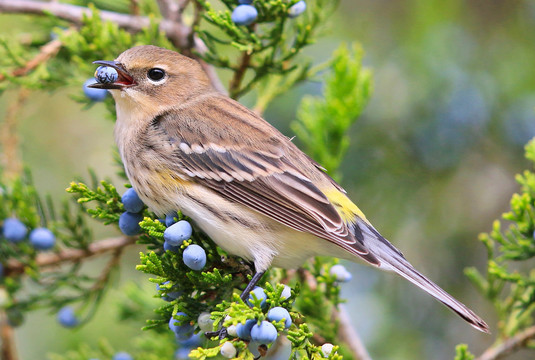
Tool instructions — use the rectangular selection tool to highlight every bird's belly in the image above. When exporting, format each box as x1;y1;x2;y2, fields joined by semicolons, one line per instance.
135;181;334;271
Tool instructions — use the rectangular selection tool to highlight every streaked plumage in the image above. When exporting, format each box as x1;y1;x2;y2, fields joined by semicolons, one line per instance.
91;45;489;334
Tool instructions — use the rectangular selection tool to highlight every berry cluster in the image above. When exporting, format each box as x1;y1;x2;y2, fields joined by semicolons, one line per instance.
119;188;145;236
119;187;208;274
2;217;56;254
231;0;306;26
169;313;205;359
216;285;295;358
160;211;207;271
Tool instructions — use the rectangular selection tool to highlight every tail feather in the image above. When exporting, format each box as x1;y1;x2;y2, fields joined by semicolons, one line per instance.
354;219;490;333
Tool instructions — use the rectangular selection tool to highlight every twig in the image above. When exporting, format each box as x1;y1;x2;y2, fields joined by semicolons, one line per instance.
0;311;18;360
156;0;181;22
296;268;370;360
0;0;227;94
229;51;252;99
5;236;137;276
0;35;64;82
90;248;124;292
130;0;140;16
335;305;372;360
193;37;228;95
0;88;29;180
0;0;191;48
477;326;535;360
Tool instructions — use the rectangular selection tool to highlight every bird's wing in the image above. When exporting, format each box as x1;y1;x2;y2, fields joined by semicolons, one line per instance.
147;99;378;263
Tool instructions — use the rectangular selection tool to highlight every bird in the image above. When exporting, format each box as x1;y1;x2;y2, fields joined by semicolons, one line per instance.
90;45;489;334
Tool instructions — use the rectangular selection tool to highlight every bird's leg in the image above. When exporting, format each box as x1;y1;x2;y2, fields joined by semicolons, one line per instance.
240;271;265;302
205;271;266;340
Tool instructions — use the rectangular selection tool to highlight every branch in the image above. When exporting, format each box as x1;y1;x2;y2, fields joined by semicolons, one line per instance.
295;268;370;360
0;0;191;48
0;312;18;360
229;51;252;99
156;0;182;22
5;236;136;276
0;0;228;94
0;35;64;82
477;326;535;360
0;88;29;180
335;305;372;360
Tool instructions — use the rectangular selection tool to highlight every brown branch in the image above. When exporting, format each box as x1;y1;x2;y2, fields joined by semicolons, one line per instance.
0;35;64;82
0;0;191;48
477;326;535;360
5;236;137;276
0;88;29;181
334;305;372;360
156;0;182;22
193;37;228;95
296;268;370;360
130;0;140;16
0;311;18;360
0;0;227;94
90;248;124;292
229;51;252;99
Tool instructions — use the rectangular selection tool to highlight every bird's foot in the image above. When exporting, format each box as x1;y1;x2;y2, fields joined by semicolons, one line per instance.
205;327;228;340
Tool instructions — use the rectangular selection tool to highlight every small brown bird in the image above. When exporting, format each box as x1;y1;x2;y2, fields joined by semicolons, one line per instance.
90;45;489;333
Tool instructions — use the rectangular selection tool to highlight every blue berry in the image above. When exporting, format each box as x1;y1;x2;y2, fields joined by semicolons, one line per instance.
197;312;214;333
236;319;256;340
29;228;55;250
329;264;352;282
238;0;253;3
250;321;278;344
121;188;144;213
169;313;193;340
267;307;292;328
95;66;118;84
165;213;178;227
178;332;202;348
288;1;306;18
164;220;192;246
280;284;291;300
0;263;3;279
119;212;143;236
220;342;237;358
83;78;108;101
247;287;267;308
231;5;258;26
57;306;78;328
3;218;27;243
182;244;206;271
174;348;191;360
157;281;181;301
113;352;133;360
321;343;334;357
164;240;180;252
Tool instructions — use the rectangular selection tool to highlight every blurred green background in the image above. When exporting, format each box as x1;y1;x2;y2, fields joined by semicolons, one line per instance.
1;0;534;359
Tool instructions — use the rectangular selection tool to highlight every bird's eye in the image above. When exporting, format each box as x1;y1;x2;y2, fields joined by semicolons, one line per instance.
147;68;166;82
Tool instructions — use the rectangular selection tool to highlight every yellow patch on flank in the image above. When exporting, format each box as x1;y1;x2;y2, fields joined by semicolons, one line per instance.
152;169;189;189
323;188;368;224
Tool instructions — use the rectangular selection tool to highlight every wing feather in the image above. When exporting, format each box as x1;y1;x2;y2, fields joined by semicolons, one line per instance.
148;106;373;259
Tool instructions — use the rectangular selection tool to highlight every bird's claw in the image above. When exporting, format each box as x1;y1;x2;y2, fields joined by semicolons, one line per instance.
205;327;228;340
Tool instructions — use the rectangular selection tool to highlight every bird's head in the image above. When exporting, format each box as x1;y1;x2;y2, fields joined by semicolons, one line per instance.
90;45;213;110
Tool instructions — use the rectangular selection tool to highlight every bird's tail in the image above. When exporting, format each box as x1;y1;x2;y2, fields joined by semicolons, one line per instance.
352;218;490;334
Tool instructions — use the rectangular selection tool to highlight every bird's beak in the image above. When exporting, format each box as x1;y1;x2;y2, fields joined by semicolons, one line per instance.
88;60;135;90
